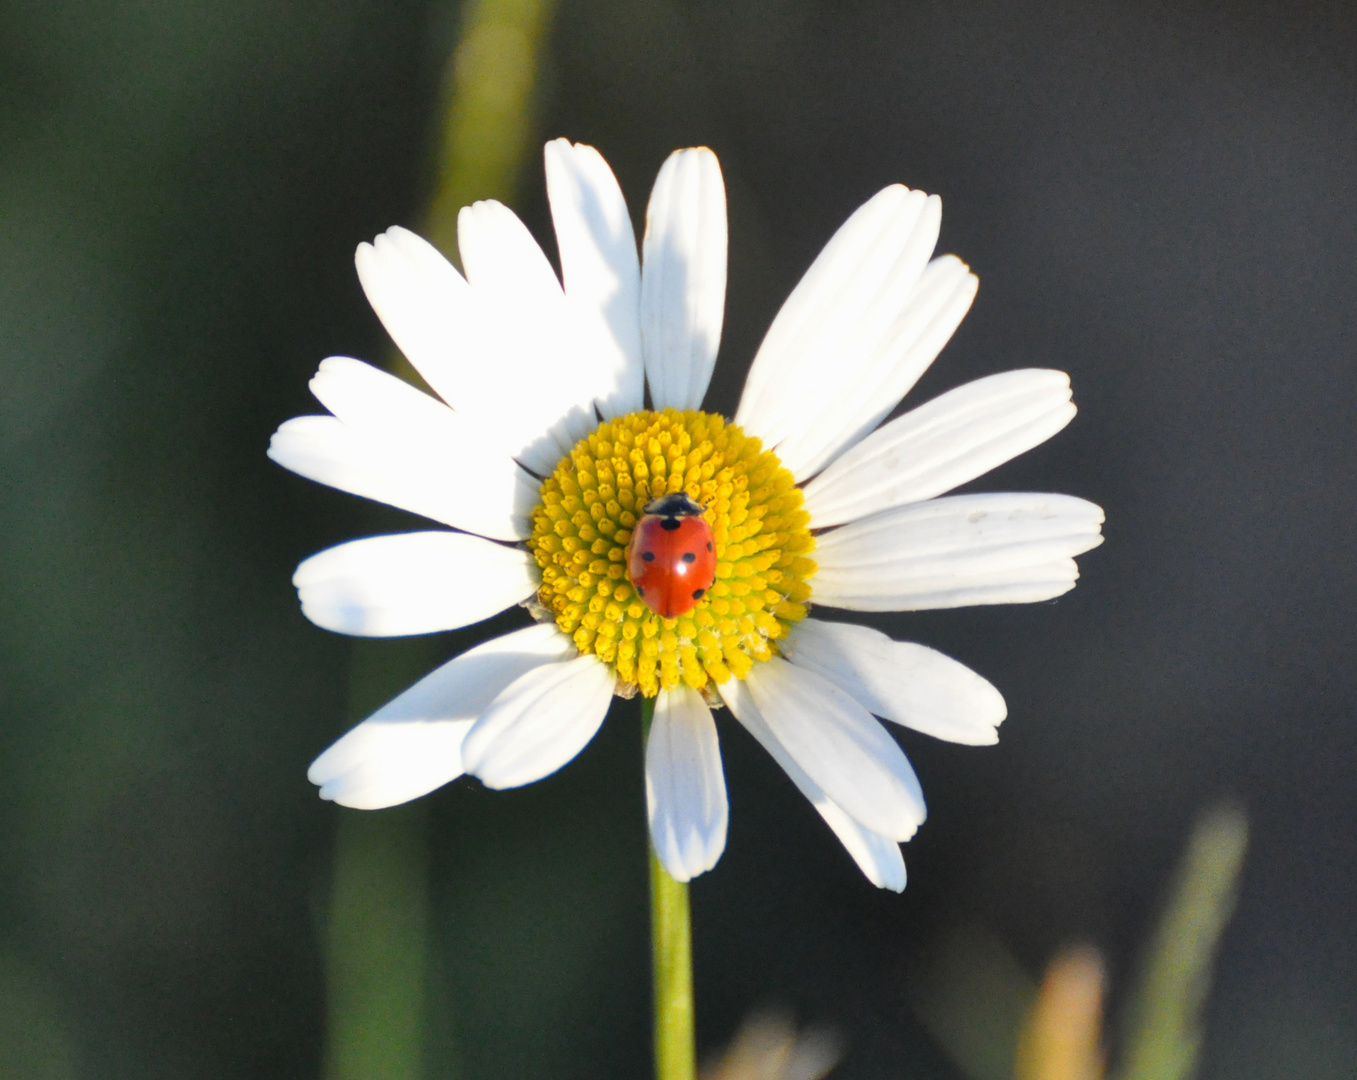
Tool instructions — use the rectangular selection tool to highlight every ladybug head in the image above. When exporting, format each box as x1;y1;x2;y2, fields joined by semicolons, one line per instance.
642;492;706;518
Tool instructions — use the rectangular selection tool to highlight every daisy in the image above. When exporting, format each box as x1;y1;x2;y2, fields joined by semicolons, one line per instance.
271;139;1103;892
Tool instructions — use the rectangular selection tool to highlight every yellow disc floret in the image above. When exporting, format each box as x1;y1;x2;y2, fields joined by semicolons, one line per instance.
526;409;816;699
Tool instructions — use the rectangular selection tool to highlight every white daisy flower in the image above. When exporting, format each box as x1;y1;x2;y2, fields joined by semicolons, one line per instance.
271;139;1103;892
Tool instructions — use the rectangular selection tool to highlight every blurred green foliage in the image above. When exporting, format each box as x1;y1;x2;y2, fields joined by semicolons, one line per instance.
1113;806;1249;1080
426;0;557;257
916;805;1249;1080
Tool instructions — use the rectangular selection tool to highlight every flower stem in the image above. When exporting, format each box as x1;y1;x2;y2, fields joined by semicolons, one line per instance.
640;695;697;1080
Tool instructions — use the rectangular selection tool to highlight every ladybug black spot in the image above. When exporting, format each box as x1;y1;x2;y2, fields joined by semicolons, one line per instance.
706;541;713;551
636;585;646;596
660;517;681;531
641;551;655;562
681;552;696;564
692;588;705;600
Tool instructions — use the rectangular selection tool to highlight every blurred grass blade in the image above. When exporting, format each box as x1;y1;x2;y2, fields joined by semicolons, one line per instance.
323;639;443;1080
323;2;557;1074
426;0;559;257
1112;804;1249;1080
911;926;1038;1080
324;803;431;1080
1015;945;1106;1080
699;1010;842;1080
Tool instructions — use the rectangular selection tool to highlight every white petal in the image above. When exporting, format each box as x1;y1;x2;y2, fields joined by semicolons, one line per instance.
279;356;538;540
545;139;644;418
457;198;565;305
812;492;1105;611
353;226;477;409
456;200;609;469
717;678;907;891
770;256;977;480
461;654;616;789
269;413;535;542
647;684;728;881
270;416;483;534
456;200;589;449
802;369;1077;527
735;186;969;476
307;624;574;808
354;227;574;471
737;185;931;430
641;147;728;411
781;619;1006;745
292;532;537;637
744;657;925;840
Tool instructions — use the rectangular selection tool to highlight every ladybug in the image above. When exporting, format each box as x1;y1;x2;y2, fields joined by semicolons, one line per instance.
626;492;717;619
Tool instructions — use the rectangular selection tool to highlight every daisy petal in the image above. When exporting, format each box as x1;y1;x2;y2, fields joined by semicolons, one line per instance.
271;416;477;534
269;414;533;542
461;654;615;789
288;356;538;539
545;138;644;418
782;619;1006;745
457;200;609;467
810;793;908;892
813;492;1105;611
718;678;907;891
353;225;476;409
354;228;576;469
737;185;934;430
641;147;727;411
735;185;959;474
307;624;575;808
802;369;1077;527
769;256;977;480
647;684;728;881
292;532;536;637
744;657;925;840
457;198;564;305
311;718;472;810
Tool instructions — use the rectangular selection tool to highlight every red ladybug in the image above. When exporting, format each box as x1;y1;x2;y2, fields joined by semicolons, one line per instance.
627;493;717;619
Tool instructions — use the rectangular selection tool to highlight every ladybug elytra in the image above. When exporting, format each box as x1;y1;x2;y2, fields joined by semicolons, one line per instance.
626;492;717;619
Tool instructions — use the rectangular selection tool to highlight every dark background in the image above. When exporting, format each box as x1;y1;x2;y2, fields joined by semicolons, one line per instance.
1;1;1354;1077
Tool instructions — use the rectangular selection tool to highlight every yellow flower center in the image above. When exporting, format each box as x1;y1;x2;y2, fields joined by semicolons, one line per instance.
526;409;816;699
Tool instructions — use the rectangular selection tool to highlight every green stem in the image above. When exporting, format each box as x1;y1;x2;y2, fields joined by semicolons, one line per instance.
640;696;697;1080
